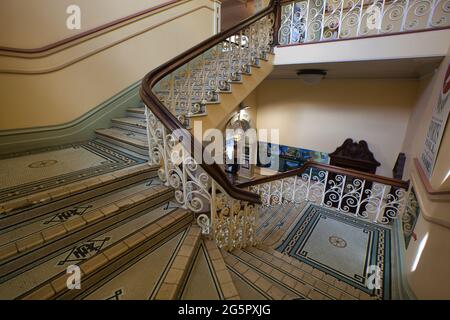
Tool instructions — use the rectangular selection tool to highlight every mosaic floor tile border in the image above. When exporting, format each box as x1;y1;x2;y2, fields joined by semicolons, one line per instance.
277;204;391;300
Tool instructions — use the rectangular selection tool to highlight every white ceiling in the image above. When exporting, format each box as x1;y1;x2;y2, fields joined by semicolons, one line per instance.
268;57;444;80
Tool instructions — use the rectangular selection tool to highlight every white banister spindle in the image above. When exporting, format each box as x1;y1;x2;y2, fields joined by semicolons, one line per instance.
337;175;347;211
320;170;328;206
400;0;411;32
374;185;388;223
181;146;188;209
161;126;170;187
305;168;312;201
337;0;345;39
289;1;296;44
320;0;327;40
304;0;310;43
356;0;365;37
355;179;366;217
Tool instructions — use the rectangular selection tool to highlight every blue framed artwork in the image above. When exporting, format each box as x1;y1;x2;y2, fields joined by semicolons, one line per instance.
257;141;329;172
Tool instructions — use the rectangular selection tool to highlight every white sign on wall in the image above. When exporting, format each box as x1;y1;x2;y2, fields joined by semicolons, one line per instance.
420;63;450;178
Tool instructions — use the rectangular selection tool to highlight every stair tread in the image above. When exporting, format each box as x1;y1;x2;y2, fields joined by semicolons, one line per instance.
13;206;190;300
154;224;202;300
223;251;299;300
0;163;157;217
0;178;168;252
95;128;148;148
0;185;175;285
112;117;147;128
127;107;145;114
243;245;369;300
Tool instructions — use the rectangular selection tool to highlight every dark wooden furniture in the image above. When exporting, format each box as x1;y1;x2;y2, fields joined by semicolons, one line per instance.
329;138;380;174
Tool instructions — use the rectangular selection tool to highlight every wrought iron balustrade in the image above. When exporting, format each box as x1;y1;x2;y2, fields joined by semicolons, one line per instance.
140;0;412;252
144;108;259;251
237;163;410;225
278;0;450;45
140;1;278;251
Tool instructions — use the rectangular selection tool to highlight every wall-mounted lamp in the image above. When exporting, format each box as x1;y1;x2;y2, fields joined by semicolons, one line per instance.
296;69;327;85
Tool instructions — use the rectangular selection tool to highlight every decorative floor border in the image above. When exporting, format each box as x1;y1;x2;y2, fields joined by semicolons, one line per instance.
277;204;391;300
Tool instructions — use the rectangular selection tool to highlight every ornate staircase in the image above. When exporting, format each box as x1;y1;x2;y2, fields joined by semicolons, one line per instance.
0;0;413;300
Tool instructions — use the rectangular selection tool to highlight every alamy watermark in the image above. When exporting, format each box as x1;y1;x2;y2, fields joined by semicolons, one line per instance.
366;265;382;290
66;265;81;290
166;120;279;168
66;5;81;30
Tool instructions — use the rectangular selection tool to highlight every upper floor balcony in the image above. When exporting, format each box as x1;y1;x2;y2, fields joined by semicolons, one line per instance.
277;0;449;45
274;0;450;64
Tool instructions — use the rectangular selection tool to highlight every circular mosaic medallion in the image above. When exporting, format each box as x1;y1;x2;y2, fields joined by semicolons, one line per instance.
329;235;347;248
28;160;58;168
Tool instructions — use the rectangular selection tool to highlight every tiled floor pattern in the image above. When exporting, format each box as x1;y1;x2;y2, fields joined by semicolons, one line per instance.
0;140;144;203
85;231;185;300
257;202;308;246
21;208;192;300
220;203;380;300
277;204;391;299
0;178;163;246
0;198;181;299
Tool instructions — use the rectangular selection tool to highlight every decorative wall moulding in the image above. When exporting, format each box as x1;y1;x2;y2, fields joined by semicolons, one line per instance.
0;0;185;56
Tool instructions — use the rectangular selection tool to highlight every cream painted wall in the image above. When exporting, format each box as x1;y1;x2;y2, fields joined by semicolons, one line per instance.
0;0;173;48
402;46;450;191
0;0;217;130
399;47;450;299
403;171;450;299
255;79;418;177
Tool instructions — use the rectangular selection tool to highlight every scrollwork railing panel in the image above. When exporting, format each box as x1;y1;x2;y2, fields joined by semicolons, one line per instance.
278;0;449;45
247;166;408;225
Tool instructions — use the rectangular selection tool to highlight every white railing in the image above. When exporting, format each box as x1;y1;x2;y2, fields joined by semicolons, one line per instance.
246;167;409;225
152;14;274;128
142;13;275;251
145;108;259;251
278;0;450;45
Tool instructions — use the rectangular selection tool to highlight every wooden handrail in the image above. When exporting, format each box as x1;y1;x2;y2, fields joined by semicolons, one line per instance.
236;161;410;189
0;0;182;55
140;0;280;205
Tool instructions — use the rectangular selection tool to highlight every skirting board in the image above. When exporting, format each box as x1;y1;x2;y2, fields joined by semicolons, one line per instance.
0;80;142;155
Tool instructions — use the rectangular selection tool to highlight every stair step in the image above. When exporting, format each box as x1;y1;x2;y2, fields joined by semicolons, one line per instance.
0;178;167;260
203;239;240;300
179;238;240;300
126;107;145;119
244;245;372;300
0;184;175;282
257;202;308;247
112;117;147;134
222;251;299;300
95;128;148;156
19;208;192;300
152;225;202;300
0;163;158;233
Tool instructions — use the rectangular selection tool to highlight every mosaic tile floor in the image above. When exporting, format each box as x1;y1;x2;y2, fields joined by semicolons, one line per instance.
0;140;144;203
0;198;181;299
277;204;391;300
